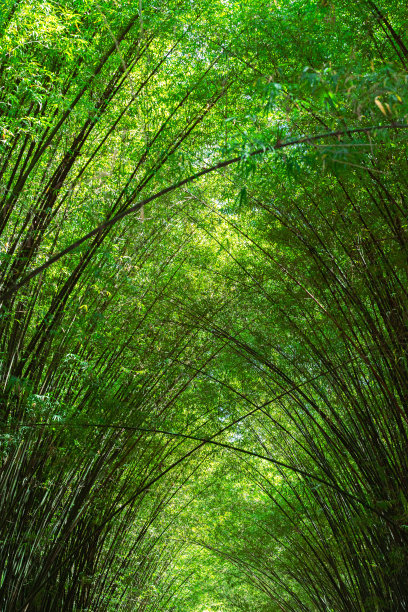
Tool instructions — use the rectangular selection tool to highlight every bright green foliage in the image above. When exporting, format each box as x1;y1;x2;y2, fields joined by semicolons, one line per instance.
0;0;408;610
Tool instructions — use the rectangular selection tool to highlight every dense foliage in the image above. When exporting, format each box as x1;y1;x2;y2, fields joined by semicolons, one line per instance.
1;0;408;610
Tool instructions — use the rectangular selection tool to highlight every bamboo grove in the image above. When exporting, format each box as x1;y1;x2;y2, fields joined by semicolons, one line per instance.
0;0;408;610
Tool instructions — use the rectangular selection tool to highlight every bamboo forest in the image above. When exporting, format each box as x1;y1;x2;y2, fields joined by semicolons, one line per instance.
1;0;408;610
